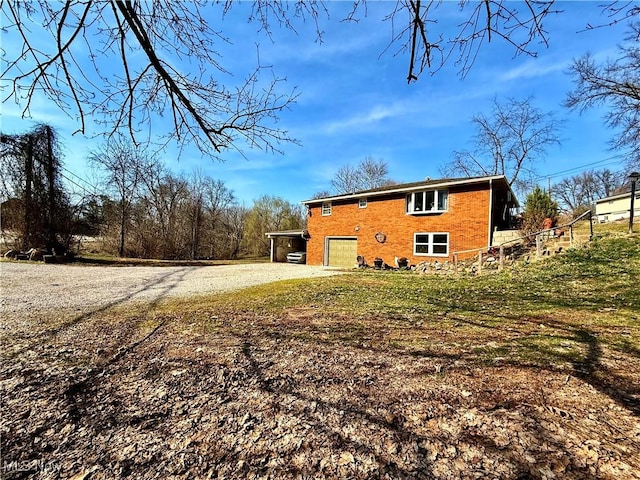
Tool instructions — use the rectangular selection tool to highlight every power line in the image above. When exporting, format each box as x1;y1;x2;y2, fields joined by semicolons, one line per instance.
59;171;95;197
2;136;101;198
60;165;99;192
543;154;625;180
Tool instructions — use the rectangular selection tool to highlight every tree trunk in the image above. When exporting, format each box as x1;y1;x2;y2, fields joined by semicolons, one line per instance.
23;137;34;250
119;201;126;257
45;126;56;246
191;200;201;260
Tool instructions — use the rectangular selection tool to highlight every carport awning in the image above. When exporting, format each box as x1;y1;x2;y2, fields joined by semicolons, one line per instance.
265;230;309;263
265;230;309;239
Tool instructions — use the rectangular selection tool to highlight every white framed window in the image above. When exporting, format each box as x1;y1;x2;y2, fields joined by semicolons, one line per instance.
414;232;449;256
358;198;368;209
322;202;332;216
406;190;448;214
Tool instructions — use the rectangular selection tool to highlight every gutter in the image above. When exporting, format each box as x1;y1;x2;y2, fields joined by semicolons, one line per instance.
301;175;508;205
488;177;494;247
595;191;636;203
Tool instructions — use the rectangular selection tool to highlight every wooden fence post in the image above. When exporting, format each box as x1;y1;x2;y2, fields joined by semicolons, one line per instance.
569;225;574;248
478;250;483;275
499;245;505;271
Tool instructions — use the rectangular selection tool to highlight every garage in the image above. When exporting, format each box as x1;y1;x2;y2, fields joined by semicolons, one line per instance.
326;237;358;267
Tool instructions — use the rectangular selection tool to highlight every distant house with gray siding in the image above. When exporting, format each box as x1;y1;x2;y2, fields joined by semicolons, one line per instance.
595;191;640;222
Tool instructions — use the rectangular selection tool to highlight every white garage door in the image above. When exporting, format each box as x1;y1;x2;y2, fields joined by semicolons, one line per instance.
327;238;358;267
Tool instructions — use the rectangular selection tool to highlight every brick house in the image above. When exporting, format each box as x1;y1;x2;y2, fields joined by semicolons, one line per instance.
301;175;519;267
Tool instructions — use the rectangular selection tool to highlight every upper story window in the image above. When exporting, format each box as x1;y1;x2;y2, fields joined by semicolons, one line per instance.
358;198;368;209
322;202;332;216
406;189;448;214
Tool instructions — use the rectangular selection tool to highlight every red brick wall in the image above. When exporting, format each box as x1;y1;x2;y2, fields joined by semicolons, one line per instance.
305;184;491;266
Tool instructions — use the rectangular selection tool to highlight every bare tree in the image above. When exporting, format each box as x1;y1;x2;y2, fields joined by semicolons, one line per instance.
359;157;395;190
243;195;304;256
331;157;395;194
223;204;248;260
552;169;626;215
201;177;236;259
0;124;71;250
141;165;190;259
187;169;207;261
310;190;333;200
566;22;640;168
3;1;637;161
442;97;561;193
2;1;299;159
331;164;361;195
89;139;150;257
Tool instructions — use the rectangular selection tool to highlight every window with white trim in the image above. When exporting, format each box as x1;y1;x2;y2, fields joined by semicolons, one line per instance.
322;202;332;216
406;190;448;214
358;198;367;208
414;232;449;256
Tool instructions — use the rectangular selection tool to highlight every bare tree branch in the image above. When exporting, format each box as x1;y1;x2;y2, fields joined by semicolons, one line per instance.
3;0;638;161
375;0;562;82
2;1;301;160
552;169;626;214
566;23;640;167
330;157;395;194
442;97;561;192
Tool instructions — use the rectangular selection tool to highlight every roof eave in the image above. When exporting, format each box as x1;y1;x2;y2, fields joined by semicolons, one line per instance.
302;175;510;205
596;191;634;203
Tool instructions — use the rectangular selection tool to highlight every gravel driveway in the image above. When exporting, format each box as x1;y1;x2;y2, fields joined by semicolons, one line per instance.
0;262;345;318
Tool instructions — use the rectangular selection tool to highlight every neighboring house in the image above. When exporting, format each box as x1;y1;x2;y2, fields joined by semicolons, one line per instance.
301;175;519;267
595;191;640;223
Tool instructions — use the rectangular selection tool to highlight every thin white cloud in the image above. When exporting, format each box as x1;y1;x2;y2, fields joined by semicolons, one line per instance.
1;91;79;134
313;82;496;138
498;40;623;83
498;58;568;82
269;32;379;65
322;101;414;134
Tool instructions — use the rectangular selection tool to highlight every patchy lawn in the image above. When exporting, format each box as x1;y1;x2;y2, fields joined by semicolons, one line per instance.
1;234;639;479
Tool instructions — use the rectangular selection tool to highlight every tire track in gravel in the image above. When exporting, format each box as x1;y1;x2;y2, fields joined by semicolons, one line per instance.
0;262;345;359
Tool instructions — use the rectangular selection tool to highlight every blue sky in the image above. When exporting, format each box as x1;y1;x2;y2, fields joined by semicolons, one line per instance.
1;1;633;205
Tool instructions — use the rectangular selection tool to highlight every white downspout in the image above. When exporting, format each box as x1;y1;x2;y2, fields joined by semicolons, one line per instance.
488;178;494;247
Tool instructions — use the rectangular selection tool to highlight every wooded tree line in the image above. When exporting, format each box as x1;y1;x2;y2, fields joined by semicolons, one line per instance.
1;130;304;259
89;141;305;260
0;124;630;263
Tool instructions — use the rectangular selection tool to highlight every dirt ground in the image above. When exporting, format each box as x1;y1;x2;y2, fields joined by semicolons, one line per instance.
1;273;639;478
